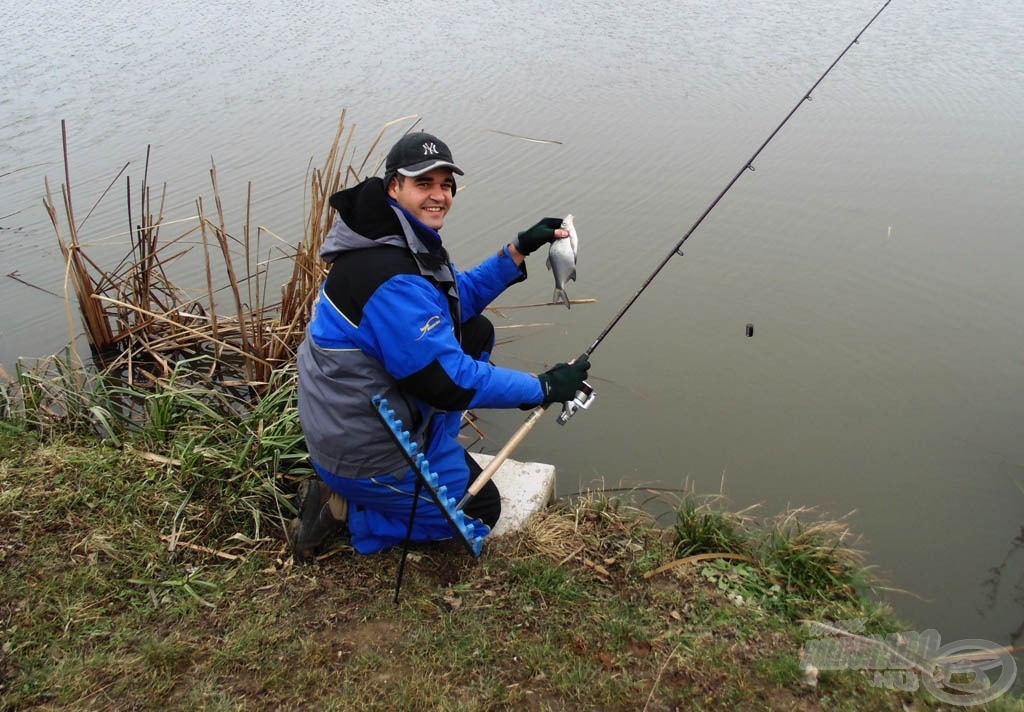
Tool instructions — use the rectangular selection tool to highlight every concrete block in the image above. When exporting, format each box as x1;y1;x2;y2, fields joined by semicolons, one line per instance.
469;453;556;537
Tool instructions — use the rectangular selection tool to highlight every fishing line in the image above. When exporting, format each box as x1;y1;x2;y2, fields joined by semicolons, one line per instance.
457;0;893;510
582;0;892;360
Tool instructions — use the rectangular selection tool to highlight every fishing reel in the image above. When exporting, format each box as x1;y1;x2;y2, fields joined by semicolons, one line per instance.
557;381;596;425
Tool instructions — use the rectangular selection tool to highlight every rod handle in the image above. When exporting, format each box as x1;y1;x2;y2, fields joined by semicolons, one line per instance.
457;404;549;510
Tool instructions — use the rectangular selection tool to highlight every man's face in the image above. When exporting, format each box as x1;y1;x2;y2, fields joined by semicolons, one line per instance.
387;168;455;230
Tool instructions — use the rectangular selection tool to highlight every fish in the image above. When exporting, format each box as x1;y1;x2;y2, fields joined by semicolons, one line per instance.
546;213;579;309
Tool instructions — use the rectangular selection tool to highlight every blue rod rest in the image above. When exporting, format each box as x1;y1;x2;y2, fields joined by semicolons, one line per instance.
372;395;489;557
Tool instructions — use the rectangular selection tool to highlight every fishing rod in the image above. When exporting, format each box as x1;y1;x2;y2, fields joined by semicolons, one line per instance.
457;0;893;511
583;0;892;361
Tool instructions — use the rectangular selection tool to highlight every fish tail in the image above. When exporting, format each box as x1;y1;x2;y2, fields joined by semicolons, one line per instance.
553;288;571;310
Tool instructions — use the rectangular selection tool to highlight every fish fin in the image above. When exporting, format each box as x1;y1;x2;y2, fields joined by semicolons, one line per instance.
545;254;552;271
568;268;577;283
553;288;570;309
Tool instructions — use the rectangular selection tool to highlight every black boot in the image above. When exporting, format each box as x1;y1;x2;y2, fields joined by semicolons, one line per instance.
288;479;346;562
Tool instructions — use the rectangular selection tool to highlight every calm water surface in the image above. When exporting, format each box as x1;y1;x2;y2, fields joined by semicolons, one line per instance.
3;0;1023;674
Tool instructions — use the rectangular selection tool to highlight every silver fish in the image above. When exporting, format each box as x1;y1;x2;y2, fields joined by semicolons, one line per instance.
546;214;579;309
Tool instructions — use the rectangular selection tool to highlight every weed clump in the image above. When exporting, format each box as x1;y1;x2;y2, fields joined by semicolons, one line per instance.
672;492;754;558
665;490;869;616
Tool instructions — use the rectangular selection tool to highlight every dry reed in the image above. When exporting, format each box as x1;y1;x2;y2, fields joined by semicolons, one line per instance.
45;112;421;390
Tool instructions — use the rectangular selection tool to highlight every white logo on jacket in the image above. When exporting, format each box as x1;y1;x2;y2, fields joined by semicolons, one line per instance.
415;315;443;341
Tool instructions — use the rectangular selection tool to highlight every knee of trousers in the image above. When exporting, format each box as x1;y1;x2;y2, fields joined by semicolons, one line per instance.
460;314;495;360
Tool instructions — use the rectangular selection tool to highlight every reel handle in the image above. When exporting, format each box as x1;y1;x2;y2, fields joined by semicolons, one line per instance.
557;380;596;425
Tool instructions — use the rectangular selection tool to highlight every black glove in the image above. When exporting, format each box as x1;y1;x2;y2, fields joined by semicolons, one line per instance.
537;356;590;404
513;217;562;256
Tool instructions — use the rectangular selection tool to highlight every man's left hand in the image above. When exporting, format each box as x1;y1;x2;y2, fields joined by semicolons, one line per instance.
513;217;564;256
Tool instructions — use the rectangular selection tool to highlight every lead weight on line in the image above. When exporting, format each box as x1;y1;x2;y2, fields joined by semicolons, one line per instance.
746;323;754;337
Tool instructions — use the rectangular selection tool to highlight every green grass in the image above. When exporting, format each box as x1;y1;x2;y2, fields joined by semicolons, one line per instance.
2;365;1022;710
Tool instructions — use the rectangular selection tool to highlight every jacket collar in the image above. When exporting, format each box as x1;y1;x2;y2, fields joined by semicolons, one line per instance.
387;198;444;253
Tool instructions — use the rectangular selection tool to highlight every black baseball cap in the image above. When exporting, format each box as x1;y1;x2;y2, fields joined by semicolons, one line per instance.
383;132;464;189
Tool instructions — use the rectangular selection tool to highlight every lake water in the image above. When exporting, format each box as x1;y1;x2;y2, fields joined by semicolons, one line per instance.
2;0;1022;677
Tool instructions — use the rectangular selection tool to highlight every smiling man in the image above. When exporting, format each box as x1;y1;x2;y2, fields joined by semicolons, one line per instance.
291;131;590;559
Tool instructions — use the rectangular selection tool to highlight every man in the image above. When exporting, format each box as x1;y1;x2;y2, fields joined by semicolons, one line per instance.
290;131;590;559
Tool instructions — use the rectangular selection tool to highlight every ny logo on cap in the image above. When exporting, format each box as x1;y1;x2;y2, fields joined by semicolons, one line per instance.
422;142;439;156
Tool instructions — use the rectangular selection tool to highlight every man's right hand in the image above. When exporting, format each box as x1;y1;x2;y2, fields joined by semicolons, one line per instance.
538;356;590;404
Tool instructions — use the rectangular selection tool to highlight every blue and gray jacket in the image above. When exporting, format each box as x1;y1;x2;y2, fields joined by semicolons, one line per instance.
296;177;544;480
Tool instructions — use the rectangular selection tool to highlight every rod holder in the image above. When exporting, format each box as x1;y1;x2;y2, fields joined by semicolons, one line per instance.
372;395;489;557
